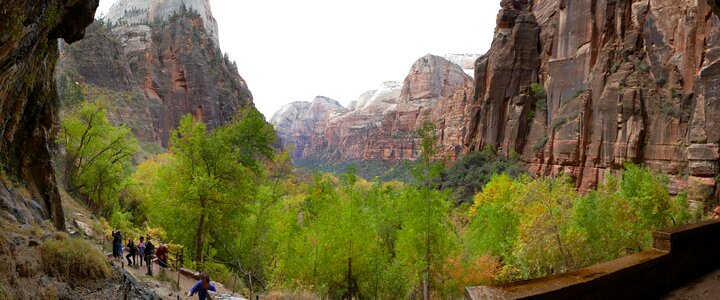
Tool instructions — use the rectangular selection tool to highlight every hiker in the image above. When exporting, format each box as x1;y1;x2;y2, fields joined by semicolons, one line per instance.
125;239;137;265
137;236;146;266
156;241;169;268
144;235;155;276
187;272;217;300
112;230;122;259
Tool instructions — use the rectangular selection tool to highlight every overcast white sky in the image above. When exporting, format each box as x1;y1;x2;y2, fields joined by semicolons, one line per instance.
96;0;500;118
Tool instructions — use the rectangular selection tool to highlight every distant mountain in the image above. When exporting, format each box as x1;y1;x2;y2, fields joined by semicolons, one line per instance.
274;0;720;207
272;54;473;162
57;0;253;147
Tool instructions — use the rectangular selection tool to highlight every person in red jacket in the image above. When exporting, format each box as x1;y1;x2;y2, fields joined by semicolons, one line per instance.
155;241;169;268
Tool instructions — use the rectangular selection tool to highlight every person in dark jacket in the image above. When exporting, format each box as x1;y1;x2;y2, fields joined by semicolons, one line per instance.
112;230;122;259
187;272;217;300
125;239;137;265
144;235;155;276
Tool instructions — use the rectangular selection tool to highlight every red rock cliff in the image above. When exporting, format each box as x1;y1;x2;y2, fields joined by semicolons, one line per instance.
282;55;472;162
462;0;720;206
58;7;253;147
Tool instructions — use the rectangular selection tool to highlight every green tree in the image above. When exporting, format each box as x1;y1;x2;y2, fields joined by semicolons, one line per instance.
410;119;457;299
151;108;275;262
442;146;525;203
59;102;138;215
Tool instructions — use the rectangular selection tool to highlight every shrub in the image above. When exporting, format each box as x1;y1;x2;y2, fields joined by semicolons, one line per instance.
656;77;667;85
530;83;547;112
669;86;682;99
552;117;568;130
533;135;549;154
573;89;588;99
441;147;525;204
40;238;111;281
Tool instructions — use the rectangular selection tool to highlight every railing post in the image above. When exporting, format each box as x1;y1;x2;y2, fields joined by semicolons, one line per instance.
123;274;128;300
231;262;237;295
176;250;181;289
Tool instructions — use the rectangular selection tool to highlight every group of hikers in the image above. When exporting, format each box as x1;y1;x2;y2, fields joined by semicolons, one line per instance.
111;230;217;300
111;230;168;276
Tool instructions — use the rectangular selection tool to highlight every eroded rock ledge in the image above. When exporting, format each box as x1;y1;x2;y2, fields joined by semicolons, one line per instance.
0;0;99;229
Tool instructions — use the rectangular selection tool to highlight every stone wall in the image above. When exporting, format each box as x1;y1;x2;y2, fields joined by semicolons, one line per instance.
465;220;720;299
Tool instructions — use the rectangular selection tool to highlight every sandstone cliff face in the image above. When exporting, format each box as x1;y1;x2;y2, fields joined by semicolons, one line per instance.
58;4;253;146
0;0;98;229
271;55;473;162
270;97;346;159
107;0;220;45
277;0;720;207
460;0;720;206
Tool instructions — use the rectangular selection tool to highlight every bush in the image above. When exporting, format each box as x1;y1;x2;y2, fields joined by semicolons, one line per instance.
533;135;549;154
573;89;588;99
40;238;111;281
441;147;525;204
530;83;547;112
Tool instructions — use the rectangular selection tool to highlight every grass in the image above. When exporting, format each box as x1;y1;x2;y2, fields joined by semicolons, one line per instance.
40;238;111;281
0;282;7;299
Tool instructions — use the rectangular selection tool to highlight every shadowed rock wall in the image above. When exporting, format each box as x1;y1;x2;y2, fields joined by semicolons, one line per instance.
0;0;99;229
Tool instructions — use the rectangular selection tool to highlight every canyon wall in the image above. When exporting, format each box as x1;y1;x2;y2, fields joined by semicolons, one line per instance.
462;0;720;206
273;54;473;163
106;0;220;45
276;0;720;207
0;0;99;229
57;0;253;147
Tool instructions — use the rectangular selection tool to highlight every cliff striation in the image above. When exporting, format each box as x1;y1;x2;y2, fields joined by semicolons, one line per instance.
461;0;720;207
57;1;253;147
275;0;720;207
273;55;473;163
0;0;98;229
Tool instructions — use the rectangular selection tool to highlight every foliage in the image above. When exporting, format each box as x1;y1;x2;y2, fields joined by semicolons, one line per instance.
58;75;85;108
40;238;111;281
294;158;418;183
533;135;549;154
97;102;699;299
573;89;588;99
465;164;697;283
530;83;547;112
59;102;138;216
441;146;525;204
148;108;275;262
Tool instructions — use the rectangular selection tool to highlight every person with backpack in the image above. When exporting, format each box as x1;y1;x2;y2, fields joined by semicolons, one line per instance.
125;239;137;265
144;235;155;276
187;272;217;300
156;241;169;268
137;236;146;266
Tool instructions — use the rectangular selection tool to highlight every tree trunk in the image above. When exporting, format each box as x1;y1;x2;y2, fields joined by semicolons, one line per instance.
194;200;206;262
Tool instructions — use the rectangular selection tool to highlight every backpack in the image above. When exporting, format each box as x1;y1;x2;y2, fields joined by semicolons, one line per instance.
145;241;155;257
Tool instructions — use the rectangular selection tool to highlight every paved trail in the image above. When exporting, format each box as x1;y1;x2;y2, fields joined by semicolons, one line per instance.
110;258;246;300
664;268;720;299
